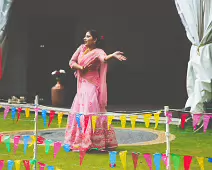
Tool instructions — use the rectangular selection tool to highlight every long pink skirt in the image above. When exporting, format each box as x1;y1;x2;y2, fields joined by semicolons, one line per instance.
64;78;118;151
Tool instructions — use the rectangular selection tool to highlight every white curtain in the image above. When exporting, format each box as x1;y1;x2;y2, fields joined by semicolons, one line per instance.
175;0;212;113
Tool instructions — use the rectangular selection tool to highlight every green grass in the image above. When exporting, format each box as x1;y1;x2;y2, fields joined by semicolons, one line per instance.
0;110;212;169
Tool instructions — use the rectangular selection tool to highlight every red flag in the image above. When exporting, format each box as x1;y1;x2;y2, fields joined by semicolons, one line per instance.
48;110;56;127
37;136;45;144
184;156;192;170
23;160;30;170
84;115;90;133
17;108;22;123
0;47;2;80
0;134;3;143
80;148;87;166
181;114;189;129
132;152;140;170
38;162;46;170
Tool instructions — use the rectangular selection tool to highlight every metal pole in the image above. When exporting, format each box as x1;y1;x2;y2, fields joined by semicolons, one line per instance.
164;106;171;170
33;95;39;170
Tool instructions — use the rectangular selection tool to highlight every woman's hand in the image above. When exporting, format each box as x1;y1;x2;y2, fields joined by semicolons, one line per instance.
112;51;127;61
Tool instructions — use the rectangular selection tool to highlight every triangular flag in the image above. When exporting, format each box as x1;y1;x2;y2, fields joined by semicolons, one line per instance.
76;114;83;131
4;106;10;119
92;116;97;132
84;115;90;133
56;167;61;170
172;154;180;170
48;110;56;127
23;160;30;170
109;151;117;168
184;156;192;170
54;142;62;159
108;116;115;130
4;136;11;152
119;151;127;170
45;140;53;154
80;148;87;166
132;152;140;170
203;115;211;133
162;154;168;169
58;112;63;128
144;114;152;128
166;112;172;124
153;153;162;170
154;112;161;129
42;110;47;128
37;136;45;144
0;160;4;170
15;160;21;170
193;114;202;130
130;116;138;129
196;157;204;170
38;162;46;170
208;158;212;163
14;136;21;154
25;108;30;118
17;108;22;123
143;154;152;170
120;115;127;128
29;136;36;147
8;160;14;170
0;134;3;143
47;166;55;170
181;114;189;129
23;135;30;154
11;107;17;120
63;144;71;152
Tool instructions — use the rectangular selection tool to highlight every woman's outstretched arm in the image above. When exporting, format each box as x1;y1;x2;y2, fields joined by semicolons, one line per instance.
104;51;127;61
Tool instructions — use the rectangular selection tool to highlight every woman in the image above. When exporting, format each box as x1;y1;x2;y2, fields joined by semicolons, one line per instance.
64;29;126;152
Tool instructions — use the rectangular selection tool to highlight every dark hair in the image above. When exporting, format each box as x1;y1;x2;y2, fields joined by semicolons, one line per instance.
86;29;104;49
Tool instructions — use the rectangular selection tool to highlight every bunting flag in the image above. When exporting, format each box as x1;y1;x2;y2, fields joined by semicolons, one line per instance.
132;152;140;170
47;166;55;170
4;136;11;152
119;151;127;170
48;110;56;127
38;162;46;170
45;140;53;154
184;156;192;170
181;114;189;129
153;153;162;170
58;112;63;128
54;142;62;159
193;114;202;130
29;136;36;147
84;115;90;133
30;159;37;166
0;134;3;143
4;106;10;119
23;160;30;170
17;108;22;122
130;116;138;130
196;157;204;170
154;112;160;129
203;115;212;133
120;115;127;128
162;154;168;169
172;154;180;170
80;148;87;166
37;136;45;144
25;108;30;118
92;116;97;132
23;136;30;155
63;144;71;152
15;160;21;170
108;115;114;130
8;160;14;170
0;160;4;170
144;114;152;128
208;158;212;163
11;107;17;120
42;110;47;128
109;151;117;168
14;136;21;154
143;154;152;170
76;114;83;131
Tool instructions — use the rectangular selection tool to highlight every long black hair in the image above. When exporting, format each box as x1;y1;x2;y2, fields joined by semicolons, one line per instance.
86;29;105;49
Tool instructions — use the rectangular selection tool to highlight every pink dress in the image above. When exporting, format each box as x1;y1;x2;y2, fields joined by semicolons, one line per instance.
64;44;118;151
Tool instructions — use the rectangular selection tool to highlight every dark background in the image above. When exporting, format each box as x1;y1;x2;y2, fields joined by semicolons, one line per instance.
0;0;190;109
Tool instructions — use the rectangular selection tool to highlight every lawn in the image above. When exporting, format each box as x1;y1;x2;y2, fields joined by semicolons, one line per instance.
0;110;212;170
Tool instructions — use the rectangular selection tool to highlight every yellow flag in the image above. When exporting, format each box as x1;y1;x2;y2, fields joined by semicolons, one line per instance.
58;112;64;128
119;151;127;170
108;116;114;130
25;108;30;118
196;157;204;170
154;112;161;129
56;167;62;170
29;136;36;147
120;115;127;128
15;160;21;170
130;116;138;130
0;105;2;108
92;116;97;132
143;114;152;128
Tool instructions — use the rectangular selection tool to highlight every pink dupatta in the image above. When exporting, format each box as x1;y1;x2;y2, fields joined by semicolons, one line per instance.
69;45;108;112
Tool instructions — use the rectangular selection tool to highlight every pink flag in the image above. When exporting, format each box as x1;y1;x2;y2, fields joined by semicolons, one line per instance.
54;142;62;159
162;154;168;168
184;156;192;170
203;115;212;133
38;162;46;170
48;110;56;127
193;114;202;130
14;136;21;154
143;154;152;170
23;160;30;170
4;106;10;119
0;160;4;170
80;148;87;166
132;152;140;170
166;112;173;124
181;114;189;129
